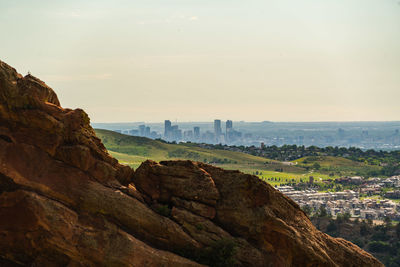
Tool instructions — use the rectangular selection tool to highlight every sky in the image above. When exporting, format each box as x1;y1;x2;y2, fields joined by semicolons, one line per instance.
1;0;399;123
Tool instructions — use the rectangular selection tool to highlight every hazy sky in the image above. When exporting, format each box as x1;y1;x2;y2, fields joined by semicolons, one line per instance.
1;0;399;122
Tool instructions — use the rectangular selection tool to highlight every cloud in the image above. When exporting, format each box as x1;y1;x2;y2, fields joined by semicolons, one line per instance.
69;11;80;18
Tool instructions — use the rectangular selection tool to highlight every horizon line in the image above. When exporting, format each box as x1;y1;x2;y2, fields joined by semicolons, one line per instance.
92;120;400;124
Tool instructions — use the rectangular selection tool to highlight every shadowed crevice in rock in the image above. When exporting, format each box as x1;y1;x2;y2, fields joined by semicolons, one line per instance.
0;256;25;267
0;134;12;143
0;173;20;194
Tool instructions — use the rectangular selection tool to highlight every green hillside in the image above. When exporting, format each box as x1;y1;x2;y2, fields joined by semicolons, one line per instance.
293;156;382;177
95;129;297;169
294;156;364;167
94;129;381;185
95;129;320;183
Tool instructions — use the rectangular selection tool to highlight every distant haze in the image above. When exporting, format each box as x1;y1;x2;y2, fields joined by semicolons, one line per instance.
1;0;399;122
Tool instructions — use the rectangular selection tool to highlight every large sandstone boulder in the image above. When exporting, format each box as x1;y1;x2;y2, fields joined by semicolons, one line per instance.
0;60;383;266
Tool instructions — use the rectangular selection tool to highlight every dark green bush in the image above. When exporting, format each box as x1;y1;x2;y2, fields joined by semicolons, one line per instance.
369;241;390;253
351;238;365;248
155;205;171;217
199;239;238;267
177;239;238;267
327;220;337;235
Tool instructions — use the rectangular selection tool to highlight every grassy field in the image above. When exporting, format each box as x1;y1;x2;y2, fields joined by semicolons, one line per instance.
294;156;363;167
96;129;305;171
293;155;381;177
95;129;379;186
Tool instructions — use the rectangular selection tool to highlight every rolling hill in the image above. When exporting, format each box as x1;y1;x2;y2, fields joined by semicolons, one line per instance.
95;129;348;184
95;129;385;185
293;155;382;178
94;129;301;170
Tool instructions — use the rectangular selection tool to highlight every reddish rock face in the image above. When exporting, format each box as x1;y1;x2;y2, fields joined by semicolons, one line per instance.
0;60;383;266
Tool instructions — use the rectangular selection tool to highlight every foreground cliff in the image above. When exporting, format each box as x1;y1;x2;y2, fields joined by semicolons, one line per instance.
0;60;382;267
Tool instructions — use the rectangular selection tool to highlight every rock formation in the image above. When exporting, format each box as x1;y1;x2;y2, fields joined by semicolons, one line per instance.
0;60;382;266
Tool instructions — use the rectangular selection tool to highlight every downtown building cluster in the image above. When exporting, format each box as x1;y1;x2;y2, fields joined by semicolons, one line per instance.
109;122;400;149
163;119;243;144
115;124;161;139
116;120;243;144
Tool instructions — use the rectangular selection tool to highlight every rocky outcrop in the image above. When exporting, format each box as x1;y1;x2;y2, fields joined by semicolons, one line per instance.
0;60;383;266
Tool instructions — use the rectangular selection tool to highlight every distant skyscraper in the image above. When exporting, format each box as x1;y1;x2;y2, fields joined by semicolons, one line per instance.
226;120;233;131
214;119;222;138
203;131;215;143
139;125;145;136
145;126;150;137
164;120;172;139
129;129;139;136
170;125;181;141
194;127;200;140
176;129;182;140
226;120;233;142
184;130;193;140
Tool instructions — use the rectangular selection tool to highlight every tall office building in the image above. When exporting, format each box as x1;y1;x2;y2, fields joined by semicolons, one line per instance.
129;129;139;136
194;127;200;140
226;120;233;130
164;120;172;139
171;125;181;141
145;126;150;137
139;125;146;136
226;120;233;142
214;119;222;137
226;120;233;133
183;130;193;140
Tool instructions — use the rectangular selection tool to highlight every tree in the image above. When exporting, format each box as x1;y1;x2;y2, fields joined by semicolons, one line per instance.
302;206;312;216
313;162;321;170
384;216;392;226
360;223;370;236
396;223;400;238
368;241;390;253
199;239;237;267
318;206;328;218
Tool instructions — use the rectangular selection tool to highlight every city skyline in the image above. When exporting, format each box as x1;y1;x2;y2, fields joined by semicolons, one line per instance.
116;119;244;145
104;119;400;150
93;119;400;123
